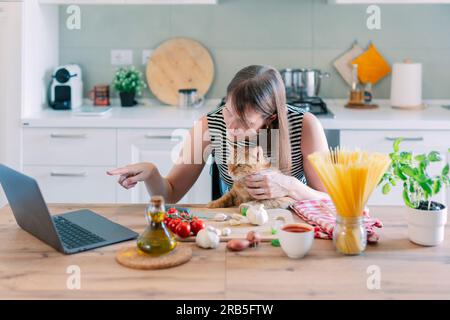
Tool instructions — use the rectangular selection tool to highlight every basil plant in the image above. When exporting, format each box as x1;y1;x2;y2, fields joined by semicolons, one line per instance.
379;138;450;211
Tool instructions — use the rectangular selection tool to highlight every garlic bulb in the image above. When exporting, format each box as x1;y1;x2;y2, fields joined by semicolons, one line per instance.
195;228;220;249
246;203;269;226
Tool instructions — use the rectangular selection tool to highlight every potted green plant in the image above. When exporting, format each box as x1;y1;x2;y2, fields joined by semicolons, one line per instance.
113;67;146;107
379;138;450;246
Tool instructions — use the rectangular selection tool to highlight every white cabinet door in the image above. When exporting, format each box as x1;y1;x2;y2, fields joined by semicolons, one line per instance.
117;129;211;204
23;166;116;204
341;130;450;206
23;128;116;166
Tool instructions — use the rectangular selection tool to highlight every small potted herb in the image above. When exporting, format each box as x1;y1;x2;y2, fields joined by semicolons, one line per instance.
379;138;449;246
113;67;146;107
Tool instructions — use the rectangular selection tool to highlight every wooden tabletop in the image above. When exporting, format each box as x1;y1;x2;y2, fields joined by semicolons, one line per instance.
0;203;449;300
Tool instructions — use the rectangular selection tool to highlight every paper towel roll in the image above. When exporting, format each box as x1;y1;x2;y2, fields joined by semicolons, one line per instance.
390;60;422;109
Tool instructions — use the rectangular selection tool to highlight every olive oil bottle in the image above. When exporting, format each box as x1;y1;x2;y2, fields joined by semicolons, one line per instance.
137;195;177;256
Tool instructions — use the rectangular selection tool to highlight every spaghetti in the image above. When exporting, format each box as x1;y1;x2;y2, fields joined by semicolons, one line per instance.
308;148;391;254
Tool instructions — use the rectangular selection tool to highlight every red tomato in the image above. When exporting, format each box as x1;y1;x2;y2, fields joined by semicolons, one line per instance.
168;218;181;233
167;207;178;215
190;219;206;236
175;222;191;238
163;215;172;224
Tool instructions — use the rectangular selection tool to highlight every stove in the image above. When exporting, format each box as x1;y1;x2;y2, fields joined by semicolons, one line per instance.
287;97;334;118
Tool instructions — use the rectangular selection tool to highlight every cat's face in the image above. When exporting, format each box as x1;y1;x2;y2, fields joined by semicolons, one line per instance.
228;146;271;180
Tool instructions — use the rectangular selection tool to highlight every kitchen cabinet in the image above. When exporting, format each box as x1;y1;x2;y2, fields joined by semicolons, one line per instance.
21;127;212;204
340;129;450;206
23;128;116;166
23;166;116;203
116;129;212;204
22;128;117;203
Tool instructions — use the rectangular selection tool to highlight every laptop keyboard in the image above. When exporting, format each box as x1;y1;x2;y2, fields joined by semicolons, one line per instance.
53;216;106;249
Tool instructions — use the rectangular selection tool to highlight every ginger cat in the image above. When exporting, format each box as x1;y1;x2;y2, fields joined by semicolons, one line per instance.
207;146;296;209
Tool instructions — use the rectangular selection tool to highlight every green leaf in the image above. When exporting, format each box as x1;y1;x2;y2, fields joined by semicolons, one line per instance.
400;151;412;162
433;179;442;195
270;228;278;235
442;164;449;176
401;165;417;178
427;151;442;162
393;138;402;153
389;177;397;186
382;183;391;194
414;154;427;162
271;239;281;247
402;189;414;208
394;166;407;181
418;180;433;198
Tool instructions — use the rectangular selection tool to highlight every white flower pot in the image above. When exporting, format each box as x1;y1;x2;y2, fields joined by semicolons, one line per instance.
407;203;447;246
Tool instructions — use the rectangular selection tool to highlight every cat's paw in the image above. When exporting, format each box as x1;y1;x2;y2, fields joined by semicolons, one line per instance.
206;201;220;208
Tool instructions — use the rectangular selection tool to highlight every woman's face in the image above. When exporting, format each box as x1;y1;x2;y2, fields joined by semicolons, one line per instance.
223;98;267;140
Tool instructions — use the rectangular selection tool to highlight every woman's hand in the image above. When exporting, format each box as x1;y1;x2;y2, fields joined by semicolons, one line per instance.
107;163;155;189
244;171;294;200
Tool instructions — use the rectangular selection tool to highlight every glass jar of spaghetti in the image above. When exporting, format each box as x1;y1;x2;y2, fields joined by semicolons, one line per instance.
333;215;367;255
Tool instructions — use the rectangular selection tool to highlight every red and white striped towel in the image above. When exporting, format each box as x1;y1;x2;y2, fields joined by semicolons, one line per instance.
290;199;383;243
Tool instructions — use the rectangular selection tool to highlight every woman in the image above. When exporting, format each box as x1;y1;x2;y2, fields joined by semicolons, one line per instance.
107;65;329;203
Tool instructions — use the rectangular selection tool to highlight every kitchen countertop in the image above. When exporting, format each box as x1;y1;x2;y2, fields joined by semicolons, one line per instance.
21;99;450;130
1;203;449;299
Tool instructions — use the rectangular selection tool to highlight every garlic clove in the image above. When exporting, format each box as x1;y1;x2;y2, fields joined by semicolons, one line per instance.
229;219;241;226
221;227;232;236
213;213;228;221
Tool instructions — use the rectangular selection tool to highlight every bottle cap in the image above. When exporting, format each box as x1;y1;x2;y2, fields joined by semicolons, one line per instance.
150;195;164;206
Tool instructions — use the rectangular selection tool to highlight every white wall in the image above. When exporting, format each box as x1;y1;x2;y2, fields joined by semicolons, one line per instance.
22;0;59;117
0;1;23;207
0;1;58;207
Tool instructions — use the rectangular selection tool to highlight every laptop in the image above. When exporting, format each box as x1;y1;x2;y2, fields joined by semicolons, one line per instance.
0;164;138;254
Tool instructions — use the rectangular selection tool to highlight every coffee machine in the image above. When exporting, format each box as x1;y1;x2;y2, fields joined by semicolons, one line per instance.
48;64;83;110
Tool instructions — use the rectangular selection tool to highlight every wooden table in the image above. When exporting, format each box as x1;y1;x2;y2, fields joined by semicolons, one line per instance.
0;204;449;300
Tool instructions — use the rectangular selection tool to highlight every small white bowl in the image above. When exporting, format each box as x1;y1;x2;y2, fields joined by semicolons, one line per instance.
278;223;314;259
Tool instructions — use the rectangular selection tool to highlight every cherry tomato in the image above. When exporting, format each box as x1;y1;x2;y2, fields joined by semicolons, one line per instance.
168;218;181;233
163;216;172;225
167;207;178;215
190;219;206;236
175;222;191;238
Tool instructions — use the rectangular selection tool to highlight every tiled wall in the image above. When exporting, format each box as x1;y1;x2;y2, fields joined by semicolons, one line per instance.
59;0;450;100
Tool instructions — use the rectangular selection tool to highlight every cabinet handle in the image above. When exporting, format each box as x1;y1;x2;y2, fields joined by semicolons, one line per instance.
385;137;424;142
144;134;183;141
50;133;87;139
50;172;87;177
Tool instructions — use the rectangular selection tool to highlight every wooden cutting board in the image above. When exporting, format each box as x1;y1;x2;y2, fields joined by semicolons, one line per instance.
176;209;294;243
116;245;192;270
146;37;214;106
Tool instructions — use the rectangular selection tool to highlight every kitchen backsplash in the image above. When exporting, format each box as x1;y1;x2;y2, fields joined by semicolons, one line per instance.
59;0;450;100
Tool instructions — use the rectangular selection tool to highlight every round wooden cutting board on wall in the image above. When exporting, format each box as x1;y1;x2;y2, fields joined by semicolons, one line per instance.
146;37;215;106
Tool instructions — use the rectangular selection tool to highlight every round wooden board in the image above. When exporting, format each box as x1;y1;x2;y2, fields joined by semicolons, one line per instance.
146;37;214;106
116;245;192;270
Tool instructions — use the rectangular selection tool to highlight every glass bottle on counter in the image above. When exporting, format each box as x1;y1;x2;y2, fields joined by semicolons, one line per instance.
333;215;367;255
363;82;373;104
137;195;177;256
349;64;363;104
